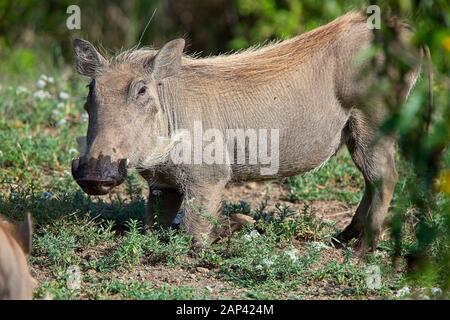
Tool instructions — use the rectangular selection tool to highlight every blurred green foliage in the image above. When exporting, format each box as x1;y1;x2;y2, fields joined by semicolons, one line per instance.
370;1;450;290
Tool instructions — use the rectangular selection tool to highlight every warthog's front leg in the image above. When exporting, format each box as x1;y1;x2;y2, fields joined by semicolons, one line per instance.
144;187;184;230
181;183;227;250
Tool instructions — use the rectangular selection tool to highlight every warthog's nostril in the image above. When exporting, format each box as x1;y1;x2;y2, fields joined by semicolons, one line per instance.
101;180;116;188
71;155;127;195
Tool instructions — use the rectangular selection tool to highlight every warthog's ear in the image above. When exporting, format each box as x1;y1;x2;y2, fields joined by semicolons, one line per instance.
73;38;106;77
151;39;185;81
17;212;32;255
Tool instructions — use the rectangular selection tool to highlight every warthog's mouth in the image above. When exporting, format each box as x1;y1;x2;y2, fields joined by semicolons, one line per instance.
71;156;127;195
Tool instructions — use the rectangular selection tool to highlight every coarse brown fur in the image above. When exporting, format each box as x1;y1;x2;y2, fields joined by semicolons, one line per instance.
72;11;423;253
0;213;34;299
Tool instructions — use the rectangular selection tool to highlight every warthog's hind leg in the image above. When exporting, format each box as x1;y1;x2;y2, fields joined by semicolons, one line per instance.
337;111;398;254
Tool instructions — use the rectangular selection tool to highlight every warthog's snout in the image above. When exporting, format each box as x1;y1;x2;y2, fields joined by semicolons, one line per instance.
71;155;127;195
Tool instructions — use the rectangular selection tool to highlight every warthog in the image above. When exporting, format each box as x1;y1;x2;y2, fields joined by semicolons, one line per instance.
71;11;422;252
0;213;34;299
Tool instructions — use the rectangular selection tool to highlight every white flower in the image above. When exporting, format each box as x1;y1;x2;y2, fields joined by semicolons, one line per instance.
262;258;274;267
39;74;48;81
285;247;299;263
57;102;65;109
373;250;388;258
244;230;260;242
52;109;61;117
309;241;330;251
249;230;260;238
36;79;46;89
47;76;55;84
431;287;442;296
68;148;78;154
80;112;89;123
396;286;411;297
16;86;29;94
57;118;67;126
33;90;51;100
59;91;69;100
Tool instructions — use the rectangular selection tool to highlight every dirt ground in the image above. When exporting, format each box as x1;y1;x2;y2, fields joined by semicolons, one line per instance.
29;179;393;300
223;181;355;230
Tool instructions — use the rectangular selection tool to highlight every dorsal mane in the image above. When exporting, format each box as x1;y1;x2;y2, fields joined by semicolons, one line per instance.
106;11;365;81
181;11;366;81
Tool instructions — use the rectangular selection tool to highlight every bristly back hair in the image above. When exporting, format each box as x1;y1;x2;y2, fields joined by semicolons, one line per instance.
105;11;367;82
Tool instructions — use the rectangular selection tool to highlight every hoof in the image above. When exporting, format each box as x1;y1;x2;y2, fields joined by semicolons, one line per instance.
333;221;364;247
333;229;359;248
189;240;207;258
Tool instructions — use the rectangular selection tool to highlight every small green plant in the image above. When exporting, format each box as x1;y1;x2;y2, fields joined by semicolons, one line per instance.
111;220;145;268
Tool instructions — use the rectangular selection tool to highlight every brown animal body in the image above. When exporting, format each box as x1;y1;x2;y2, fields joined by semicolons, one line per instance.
71;11;422;252
0;213;34;299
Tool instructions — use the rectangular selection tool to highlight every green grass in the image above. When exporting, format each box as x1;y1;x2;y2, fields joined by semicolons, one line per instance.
285;150;364;204
0;74;448;300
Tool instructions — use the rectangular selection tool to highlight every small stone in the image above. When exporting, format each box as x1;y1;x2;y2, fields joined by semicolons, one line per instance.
231;213;256;225
245;182;258;190
196;267;209;274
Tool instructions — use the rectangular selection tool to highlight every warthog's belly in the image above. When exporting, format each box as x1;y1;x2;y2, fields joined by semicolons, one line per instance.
228;110;349;182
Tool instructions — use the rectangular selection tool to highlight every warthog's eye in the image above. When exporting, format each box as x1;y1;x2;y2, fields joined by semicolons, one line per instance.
130;80;149;103
128;79;153;109
138;86;147;95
